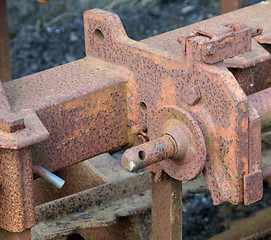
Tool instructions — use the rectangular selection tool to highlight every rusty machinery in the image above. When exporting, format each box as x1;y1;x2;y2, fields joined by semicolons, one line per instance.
0;1;271;240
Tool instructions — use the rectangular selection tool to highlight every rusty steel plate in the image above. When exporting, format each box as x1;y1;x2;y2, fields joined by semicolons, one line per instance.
83;9;252;205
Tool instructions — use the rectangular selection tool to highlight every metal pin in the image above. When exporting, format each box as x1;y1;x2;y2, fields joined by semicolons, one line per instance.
33;165;65;189
121;134;177;172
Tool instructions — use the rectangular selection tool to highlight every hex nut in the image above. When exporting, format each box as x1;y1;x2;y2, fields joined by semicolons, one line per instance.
183;86;201;105
206;43;216;55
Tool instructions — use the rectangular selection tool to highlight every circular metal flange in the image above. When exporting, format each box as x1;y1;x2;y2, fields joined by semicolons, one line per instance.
148;105;207;181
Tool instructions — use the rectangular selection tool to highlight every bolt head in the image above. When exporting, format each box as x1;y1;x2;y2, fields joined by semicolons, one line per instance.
183;86;201;106
206;44;216;55
0;110;25;133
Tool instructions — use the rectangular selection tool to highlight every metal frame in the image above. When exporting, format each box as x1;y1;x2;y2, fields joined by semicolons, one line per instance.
0;2;270;239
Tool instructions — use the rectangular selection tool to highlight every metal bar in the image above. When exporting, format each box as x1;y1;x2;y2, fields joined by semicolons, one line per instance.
32;165;65;189
0;0;11;82
220;0;242;14
248;88;271;130
151;174;182;240
209;204;271;240
0;147;35;232
33;171;151;239
3;57;130;173
122;135;177;172
33;153;137;206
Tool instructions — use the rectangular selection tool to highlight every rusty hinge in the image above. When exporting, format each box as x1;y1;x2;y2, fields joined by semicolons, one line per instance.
179;23;263;64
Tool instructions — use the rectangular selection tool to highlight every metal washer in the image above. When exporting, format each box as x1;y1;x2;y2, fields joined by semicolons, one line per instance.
149;105;207;181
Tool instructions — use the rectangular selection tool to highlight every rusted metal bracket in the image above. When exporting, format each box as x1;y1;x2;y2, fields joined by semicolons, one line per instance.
179;23;262;64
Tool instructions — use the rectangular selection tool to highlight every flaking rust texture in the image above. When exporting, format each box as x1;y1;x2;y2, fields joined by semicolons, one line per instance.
83;8;264;205
4;57;131;172
1;57;132;231
249;88;271;130
146;106;207;181
0;2;270;235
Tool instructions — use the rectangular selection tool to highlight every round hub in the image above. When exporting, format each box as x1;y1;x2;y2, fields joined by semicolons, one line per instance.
148;106;207;181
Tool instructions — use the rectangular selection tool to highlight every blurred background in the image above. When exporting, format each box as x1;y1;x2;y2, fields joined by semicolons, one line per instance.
4;0;270;239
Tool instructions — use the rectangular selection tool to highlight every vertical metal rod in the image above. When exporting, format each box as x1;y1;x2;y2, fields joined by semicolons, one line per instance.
0;0;11;82
151;174;182;240
220;0;242;14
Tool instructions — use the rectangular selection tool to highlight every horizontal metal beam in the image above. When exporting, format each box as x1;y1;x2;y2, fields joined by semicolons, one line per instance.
249;87;271;130
4;57;131;172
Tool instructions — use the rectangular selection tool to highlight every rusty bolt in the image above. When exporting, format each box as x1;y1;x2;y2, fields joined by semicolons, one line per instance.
251;26;263;37
131;122;147;135
182;86;201;106
177;36;186;55
206;43;216;55
0;110;25;133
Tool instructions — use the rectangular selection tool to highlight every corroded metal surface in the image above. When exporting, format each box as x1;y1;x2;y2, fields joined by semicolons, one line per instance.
149;106;206;181
249;88;271;130
31;154;148;240
84;8;251;205
1;57;130;231
122;134;177;172
2;153;208;239
0;147;35;232
4;57;130;172
32;171;151;240
137;3;271;206
122;105;207;182
179;23;261;64
244;103;263;205
224;39;271;70
0;2;270;237
33;153;132;206
151;174;182;240
229;61;270;95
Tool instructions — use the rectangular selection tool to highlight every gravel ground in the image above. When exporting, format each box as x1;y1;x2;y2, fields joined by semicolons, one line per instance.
9;0;270;239
10;0;221;79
